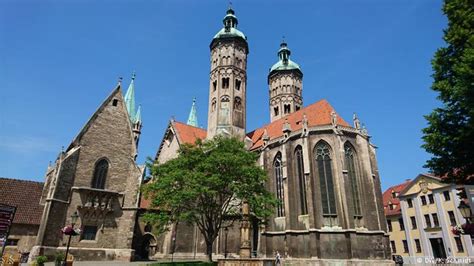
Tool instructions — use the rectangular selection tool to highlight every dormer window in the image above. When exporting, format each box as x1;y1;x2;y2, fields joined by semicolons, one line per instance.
391;191;399;198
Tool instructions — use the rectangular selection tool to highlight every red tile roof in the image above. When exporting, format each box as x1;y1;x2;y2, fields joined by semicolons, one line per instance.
173;121;207;145
144;99;351;210
169;99;349;150
383;180;412;216
0;177;44;225
247;99;350;150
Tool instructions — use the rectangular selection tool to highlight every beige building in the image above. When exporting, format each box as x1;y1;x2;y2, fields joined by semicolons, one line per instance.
384;174;473;261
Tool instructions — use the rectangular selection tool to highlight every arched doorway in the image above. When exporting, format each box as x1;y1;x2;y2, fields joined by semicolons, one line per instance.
138;233;157;260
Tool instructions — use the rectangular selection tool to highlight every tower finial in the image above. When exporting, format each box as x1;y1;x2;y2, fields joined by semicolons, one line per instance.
187;97;198;127
118;76;123;85
132;71;136;81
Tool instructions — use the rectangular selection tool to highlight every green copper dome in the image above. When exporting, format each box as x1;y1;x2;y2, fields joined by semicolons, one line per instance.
270;59;301;72
269;42;301;73
213;7;247;41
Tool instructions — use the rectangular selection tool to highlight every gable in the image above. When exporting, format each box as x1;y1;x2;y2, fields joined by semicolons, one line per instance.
400;174;447;197
67;84;137;157
155;120;207;165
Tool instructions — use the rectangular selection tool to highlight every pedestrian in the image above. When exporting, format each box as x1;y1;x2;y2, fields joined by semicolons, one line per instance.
275;250;281;265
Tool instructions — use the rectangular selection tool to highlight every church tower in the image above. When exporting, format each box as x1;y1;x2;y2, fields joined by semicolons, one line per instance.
207;7;248;139
268;41;303;122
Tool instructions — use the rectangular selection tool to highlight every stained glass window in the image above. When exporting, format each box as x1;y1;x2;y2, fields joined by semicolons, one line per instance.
274;153;285;217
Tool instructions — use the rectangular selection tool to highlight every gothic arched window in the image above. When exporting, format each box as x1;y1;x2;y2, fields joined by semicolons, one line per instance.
295;146;308;215
274;153;285;217
315;141;337;221
91;158;108;189
344;143;362;218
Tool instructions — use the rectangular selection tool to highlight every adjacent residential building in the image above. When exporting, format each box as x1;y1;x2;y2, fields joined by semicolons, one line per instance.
383;180;411;258
0;178;43;255
384;174;474;261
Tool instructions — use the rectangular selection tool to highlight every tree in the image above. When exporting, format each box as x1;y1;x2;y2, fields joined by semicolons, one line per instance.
142;136;276;261
422;0;474;184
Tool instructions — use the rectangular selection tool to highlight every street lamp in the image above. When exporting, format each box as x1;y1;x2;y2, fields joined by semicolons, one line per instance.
64;211;79;266
458;201;472;224
224;227;228;259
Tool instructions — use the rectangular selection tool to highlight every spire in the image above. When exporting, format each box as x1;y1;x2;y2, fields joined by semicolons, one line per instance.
187;98;198;127
124;72;136;123
135;104;142;124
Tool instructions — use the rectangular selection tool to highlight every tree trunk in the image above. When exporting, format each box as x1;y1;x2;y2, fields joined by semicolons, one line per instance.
206;241;213;262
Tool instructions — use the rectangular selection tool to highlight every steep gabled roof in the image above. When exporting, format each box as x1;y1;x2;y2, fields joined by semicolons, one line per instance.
0;177;44;225
246;99;350;150
66;83;137;156
382;180;412;216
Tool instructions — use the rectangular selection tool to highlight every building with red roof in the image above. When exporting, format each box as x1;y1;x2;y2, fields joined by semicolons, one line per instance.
0;177;43;254
383;174;474;261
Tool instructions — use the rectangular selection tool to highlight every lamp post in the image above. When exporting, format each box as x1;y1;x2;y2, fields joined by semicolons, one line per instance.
63;211;79;266
458;201;472;224
224;227;228;258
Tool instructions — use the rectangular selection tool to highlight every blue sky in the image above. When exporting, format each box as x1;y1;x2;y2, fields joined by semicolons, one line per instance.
0;0;445;190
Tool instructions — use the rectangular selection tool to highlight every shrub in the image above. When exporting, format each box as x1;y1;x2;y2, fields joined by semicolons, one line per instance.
36;255;48;265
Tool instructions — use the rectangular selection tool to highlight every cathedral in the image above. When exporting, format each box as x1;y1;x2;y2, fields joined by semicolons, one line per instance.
29;6;391;264
150;7;391;263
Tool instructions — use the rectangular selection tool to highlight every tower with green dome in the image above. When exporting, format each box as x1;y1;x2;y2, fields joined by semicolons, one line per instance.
207;7;248;139
268;41;303;122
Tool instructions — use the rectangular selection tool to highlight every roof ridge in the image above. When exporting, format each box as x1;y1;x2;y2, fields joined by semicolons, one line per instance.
174;120;206;131
0;177;43;184
247;99;329;133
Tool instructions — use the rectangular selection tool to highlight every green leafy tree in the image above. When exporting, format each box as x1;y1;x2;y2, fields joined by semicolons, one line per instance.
142;136;276;261
422;0;474;184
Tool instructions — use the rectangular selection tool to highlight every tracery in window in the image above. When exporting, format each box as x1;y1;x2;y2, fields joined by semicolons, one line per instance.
315;141;337;225
274;153;285;217
295;146;307;215
345;143;362;218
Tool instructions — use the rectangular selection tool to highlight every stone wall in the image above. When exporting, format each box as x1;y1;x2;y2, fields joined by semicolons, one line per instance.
31;86;142;262
3;224;39;254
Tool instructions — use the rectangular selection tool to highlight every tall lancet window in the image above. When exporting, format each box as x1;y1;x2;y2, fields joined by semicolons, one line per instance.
92;159;108;189
295;146;308;215
274;153;285;217
315;141;337;225
344;143;363;225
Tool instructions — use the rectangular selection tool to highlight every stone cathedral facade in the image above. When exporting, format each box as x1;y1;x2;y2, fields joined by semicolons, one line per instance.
151;7;391;263
29;7;391;264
